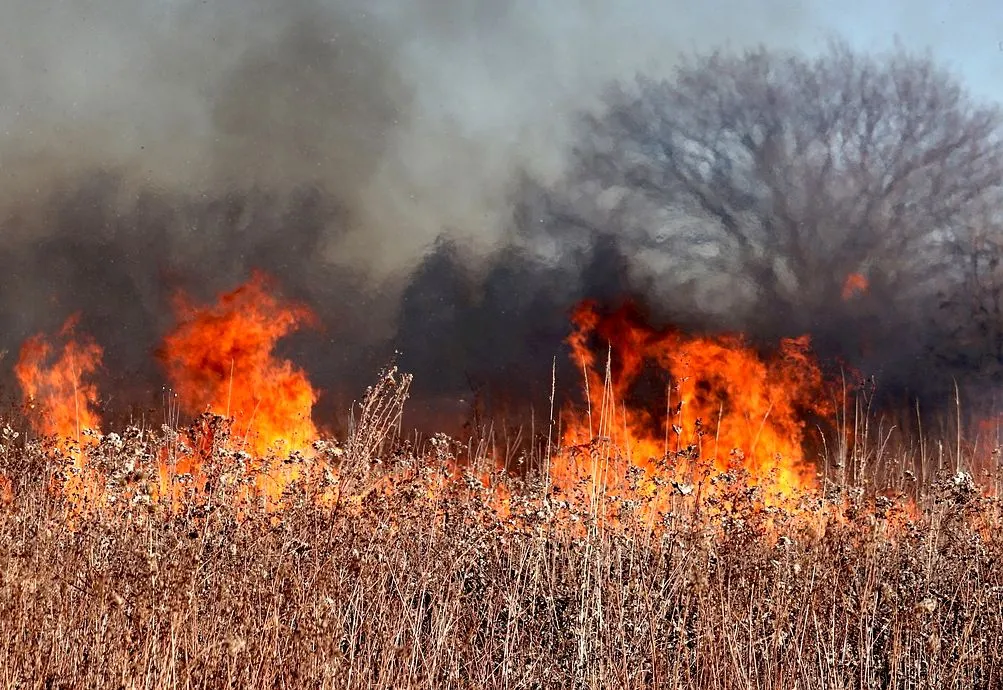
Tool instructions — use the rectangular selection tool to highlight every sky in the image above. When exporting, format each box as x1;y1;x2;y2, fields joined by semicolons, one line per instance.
810;0;1003;102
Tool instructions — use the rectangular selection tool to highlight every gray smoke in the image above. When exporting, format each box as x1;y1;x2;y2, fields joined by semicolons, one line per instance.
0;0;818;267
4;0;986;432
0;0;821;421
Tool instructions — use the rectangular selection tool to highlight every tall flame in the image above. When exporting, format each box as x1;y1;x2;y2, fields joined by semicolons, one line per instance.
557;301;834;503
4;280;853;524
14;316;103;462
159;273;319;457
14;317;105;514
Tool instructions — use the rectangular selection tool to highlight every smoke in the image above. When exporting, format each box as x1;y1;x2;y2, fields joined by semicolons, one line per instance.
0;0;826;421
0;0;826;260
8;0;989;434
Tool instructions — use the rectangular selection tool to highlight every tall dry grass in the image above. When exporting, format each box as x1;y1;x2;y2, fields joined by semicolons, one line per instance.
1;380;1002;689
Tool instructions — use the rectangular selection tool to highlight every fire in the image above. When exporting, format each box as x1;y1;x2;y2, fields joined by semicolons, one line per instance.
2;278;908;530
159;273;319;457
14;316;103;462
842;273;868;300
157;273;322;506
557;301;834;505
14;317;106;513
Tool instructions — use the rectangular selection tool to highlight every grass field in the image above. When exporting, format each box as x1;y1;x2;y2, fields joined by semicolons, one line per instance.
1;398;1002;689
5;296;1003;688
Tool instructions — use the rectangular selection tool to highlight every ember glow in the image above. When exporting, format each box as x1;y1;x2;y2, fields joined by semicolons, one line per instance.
842;273;869;300
556;300;834;504
0;474;11;505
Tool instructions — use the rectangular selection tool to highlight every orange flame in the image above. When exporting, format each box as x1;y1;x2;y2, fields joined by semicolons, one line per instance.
14;317;105;515
14;316;103;462
159;273;319;458
842;273;868;301
557;301;834;504
156;273;325;509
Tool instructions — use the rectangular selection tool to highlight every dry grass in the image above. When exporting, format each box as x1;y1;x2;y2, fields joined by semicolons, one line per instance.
1;403;1003;689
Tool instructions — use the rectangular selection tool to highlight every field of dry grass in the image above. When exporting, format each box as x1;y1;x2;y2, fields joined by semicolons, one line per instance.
1;404;1002;690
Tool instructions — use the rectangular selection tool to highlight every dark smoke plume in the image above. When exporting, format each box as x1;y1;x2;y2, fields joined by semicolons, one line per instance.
3;0;1002;435
0;0;824;425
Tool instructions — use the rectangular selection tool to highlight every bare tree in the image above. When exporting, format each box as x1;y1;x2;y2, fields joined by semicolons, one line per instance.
547;41;1003;369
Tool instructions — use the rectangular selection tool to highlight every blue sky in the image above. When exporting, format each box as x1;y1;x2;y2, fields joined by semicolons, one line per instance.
621;0;1003;104
807;1;1003;102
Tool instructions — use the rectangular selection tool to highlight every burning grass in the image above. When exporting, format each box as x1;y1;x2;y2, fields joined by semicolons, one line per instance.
4;274;1003;687
1;413;1002;688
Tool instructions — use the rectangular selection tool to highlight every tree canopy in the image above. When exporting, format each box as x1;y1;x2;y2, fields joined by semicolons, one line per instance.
529;41;1003;400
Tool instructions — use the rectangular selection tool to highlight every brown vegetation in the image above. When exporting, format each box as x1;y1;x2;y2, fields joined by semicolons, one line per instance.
1;394;1002;689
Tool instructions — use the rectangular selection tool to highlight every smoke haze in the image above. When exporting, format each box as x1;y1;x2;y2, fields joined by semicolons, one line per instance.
0;0;818;263
0;0;997;428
